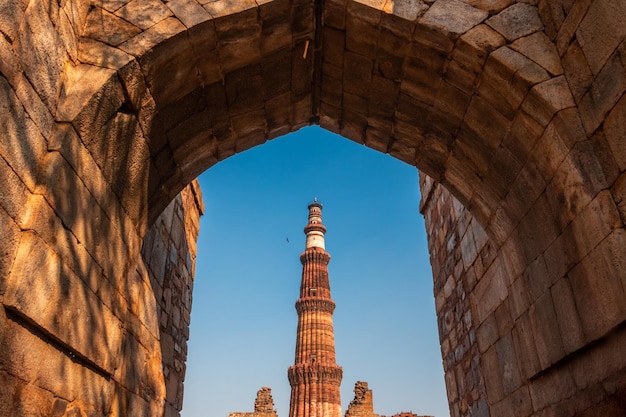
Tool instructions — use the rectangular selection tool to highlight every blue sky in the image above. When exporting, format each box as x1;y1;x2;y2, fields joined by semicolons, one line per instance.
181;126;449;417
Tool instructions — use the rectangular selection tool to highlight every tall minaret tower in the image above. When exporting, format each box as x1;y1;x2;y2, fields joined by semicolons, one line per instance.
288;199;343;417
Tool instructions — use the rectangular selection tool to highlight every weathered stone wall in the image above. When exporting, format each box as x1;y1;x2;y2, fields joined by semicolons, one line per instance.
229;386;279;417
141;180;204;417
0;178;202;417
420;173;626;417
345;381;379;417
344;381;433;417
419;175;489;417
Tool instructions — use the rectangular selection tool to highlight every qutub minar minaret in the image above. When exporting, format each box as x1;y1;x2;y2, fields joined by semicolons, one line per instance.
287;199;343;417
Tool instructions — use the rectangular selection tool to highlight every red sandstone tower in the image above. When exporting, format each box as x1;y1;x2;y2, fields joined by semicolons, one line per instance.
288;199;343;417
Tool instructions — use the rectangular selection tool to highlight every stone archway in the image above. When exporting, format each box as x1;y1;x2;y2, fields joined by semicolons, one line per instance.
0;0;625;416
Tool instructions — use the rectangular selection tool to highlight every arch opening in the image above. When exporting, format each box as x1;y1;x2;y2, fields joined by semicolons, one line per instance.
181;127;449;417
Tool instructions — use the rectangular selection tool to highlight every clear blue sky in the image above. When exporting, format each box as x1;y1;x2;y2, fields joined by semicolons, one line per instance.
181;126;449;417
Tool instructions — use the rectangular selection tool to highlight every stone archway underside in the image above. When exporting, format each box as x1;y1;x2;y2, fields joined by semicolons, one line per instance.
0;0;625;416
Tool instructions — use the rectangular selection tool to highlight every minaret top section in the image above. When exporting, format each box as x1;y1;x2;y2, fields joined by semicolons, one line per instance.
304;197;326;250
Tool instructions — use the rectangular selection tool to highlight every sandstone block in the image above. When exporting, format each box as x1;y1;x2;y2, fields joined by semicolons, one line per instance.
16;0;67;112
481;343;504;402
522;75;575;128
345;15;378;57
0;209;20;292
291;0;314;37
343;52;373;96
460;225;479;269
517;193;560;264
575;0;626;75
324;0;347;29
495;332;521;395
119;17;186;70
550;276;585;355
528;367;576;412
225;65;264;114
464;0;513;14
0;0;26;42
376;41;408;81
382;0;427;21
166;0;211;27
432;81;471;124
7;377;55;416
463;94;510;151
569;322;626;392
504;160;545;225
614;172;626;225
545;141;609;231
116;0;173;30
554;0;593;56
83;6;142;46
512;311;541;380
569;229;626;342
368;75;398;117
490;386;533;417
48;124;146;264
529;291;565;370
470;254;509;324
194;50;223;88
323;27;346;68
476;313;498;353
340;109;367;144
479;46;549;120
579;42;626;135
446;24;505;94
420;0;488;38
264;92;292;135
292;38;313;95
508;275;530;321
531;120;569;184
537;0;564;40
486;206;515;246
36;149;133;277
388;129;421;166
261;15;291;55
346;0;383;25
486;3;543;42
400;60;442;106
364;126;391;153
0;77;48;193
78;37;134;71
561;39;594;103
6;232;124;374
510;32;563;76
603;93;626;171
3;319;115;412
204;0;257;18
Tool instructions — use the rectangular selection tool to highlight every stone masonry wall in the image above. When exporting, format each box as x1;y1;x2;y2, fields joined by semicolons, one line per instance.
141;180;204;417
345;381;378;417
0;180;202;417
420;172;626;417
419;175;490;417
229;387;279;417
344;381;433;417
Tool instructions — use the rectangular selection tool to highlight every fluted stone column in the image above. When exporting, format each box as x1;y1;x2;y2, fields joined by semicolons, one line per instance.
288;199;343;417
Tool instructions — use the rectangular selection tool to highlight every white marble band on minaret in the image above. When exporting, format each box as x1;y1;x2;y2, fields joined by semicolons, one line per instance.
304;197;326;250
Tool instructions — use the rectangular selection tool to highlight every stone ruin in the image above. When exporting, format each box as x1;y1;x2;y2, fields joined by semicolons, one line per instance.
345;382;433;417
228;387;279;417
